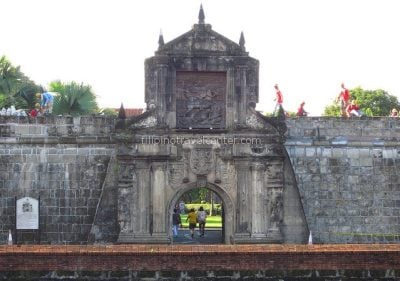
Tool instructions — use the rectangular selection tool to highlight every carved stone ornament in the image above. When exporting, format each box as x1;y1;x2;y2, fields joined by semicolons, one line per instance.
168;164;184;188
246;113;264;129
221;162;236;190
190;148;214;175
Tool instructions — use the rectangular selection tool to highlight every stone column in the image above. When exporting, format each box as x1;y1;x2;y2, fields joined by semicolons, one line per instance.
151;162;166;233
214;148;221;183
266;159;284;243
235;160;250;234
155;64;168;125
225;68;235;129
117;163;136;234
182;147;190;183
250;162;266;236
117;161;151;243
239;66;248;125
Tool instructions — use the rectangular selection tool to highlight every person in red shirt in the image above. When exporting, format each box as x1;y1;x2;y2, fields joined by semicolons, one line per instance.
296;101;308;117
336;83;351;117
346;100;363;117
29;103;41;117
273;84;283;115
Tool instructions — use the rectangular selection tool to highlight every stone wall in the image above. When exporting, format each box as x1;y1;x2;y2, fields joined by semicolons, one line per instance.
0;116;115;244
285;117;400;244
1;116;400;244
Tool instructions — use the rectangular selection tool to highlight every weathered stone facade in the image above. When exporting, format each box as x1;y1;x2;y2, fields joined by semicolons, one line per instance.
1;116;400;244
286;117;400;243
115;8;307;244
0;116;116;244
2;8;399;246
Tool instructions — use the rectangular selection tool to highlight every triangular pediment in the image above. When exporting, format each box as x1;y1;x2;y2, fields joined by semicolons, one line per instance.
156;24;247;56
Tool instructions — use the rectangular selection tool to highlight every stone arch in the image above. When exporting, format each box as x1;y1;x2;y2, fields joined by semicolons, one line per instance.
167;182;235;244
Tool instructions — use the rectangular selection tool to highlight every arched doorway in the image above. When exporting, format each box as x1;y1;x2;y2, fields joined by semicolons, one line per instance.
167;182;234;244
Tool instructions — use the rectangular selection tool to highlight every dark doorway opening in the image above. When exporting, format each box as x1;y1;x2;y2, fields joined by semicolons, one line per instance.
171;187;224;244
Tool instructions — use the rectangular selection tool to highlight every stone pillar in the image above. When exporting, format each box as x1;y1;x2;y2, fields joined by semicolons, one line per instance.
233;160;251;241
250;162;266;237
182;147;190;183
118;162;151;243
155;64;168;125
214;148;221;184
117;163;136;235
151;162;166;233
226;68;235;129
266;159;284;243
239;66;248;125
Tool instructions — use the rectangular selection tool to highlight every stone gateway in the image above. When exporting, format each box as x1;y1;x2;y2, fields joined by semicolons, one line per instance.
115;6;308;244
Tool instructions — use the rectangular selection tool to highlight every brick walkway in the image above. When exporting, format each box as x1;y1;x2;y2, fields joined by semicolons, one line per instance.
1;244;400;271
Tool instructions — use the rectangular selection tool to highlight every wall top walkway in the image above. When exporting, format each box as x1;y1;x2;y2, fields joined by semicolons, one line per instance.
286;117;400;146
1;116;400;146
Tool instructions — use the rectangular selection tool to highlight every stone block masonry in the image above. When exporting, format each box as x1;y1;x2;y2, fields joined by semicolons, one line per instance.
0;116;115;244
286;117;400;244
1;116;400;244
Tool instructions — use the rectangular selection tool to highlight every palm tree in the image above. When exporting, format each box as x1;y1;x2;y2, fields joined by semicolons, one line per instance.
49;80;99;116
0;55;40;109
0;55;23;108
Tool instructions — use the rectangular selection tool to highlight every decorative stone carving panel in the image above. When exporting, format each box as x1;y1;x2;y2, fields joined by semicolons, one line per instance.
190;147;214;175
176;71;226;129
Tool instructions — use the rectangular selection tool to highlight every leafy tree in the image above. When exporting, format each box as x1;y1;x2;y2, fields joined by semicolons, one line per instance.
100;108;118;116
323;103;340;117
0;55;41;109
49;80;99;116
323;87;400;117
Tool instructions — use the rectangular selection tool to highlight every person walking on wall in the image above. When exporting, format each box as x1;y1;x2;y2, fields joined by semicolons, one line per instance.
346;100;363;117
296;101;308;117
172;208;182;237
273;84;284;116
197;206;208;237
186;208;197;239
336;83;350;117
36;90;54;114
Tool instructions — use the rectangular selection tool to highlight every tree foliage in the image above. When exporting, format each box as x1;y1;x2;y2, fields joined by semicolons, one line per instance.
0;55;41;109
323;87;400;117
100;108;118;116
49;80;99;116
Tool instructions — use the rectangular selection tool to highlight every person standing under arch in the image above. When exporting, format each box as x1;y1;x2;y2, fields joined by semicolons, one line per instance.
197;206;207;237
186;208;197;239
172;208;182;237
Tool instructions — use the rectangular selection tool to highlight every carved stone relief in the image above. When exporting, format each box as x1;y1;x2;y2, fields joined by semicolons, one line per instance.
190;148;214;175
221;162;236;191
117;164;137;233
168;164;184;188
176;71;226;129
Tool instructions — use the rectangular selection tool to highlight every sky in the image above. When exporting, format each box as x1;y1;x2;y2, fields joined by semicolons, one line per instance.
2;0;400;116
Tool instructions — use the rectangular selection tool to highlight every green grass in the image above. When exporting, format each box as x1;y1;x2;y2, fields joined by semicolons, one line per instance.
179;214;222;228
185;203;221;213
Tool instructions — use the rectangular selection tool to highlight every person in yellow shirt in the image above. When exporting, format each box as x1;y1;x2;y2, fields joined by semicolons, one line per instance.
186;208;197;239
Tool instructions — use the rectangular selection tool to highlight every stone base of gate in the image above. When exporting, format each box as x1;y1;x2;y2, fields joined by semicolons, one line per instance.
117;233;170;244
233;233;283;244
